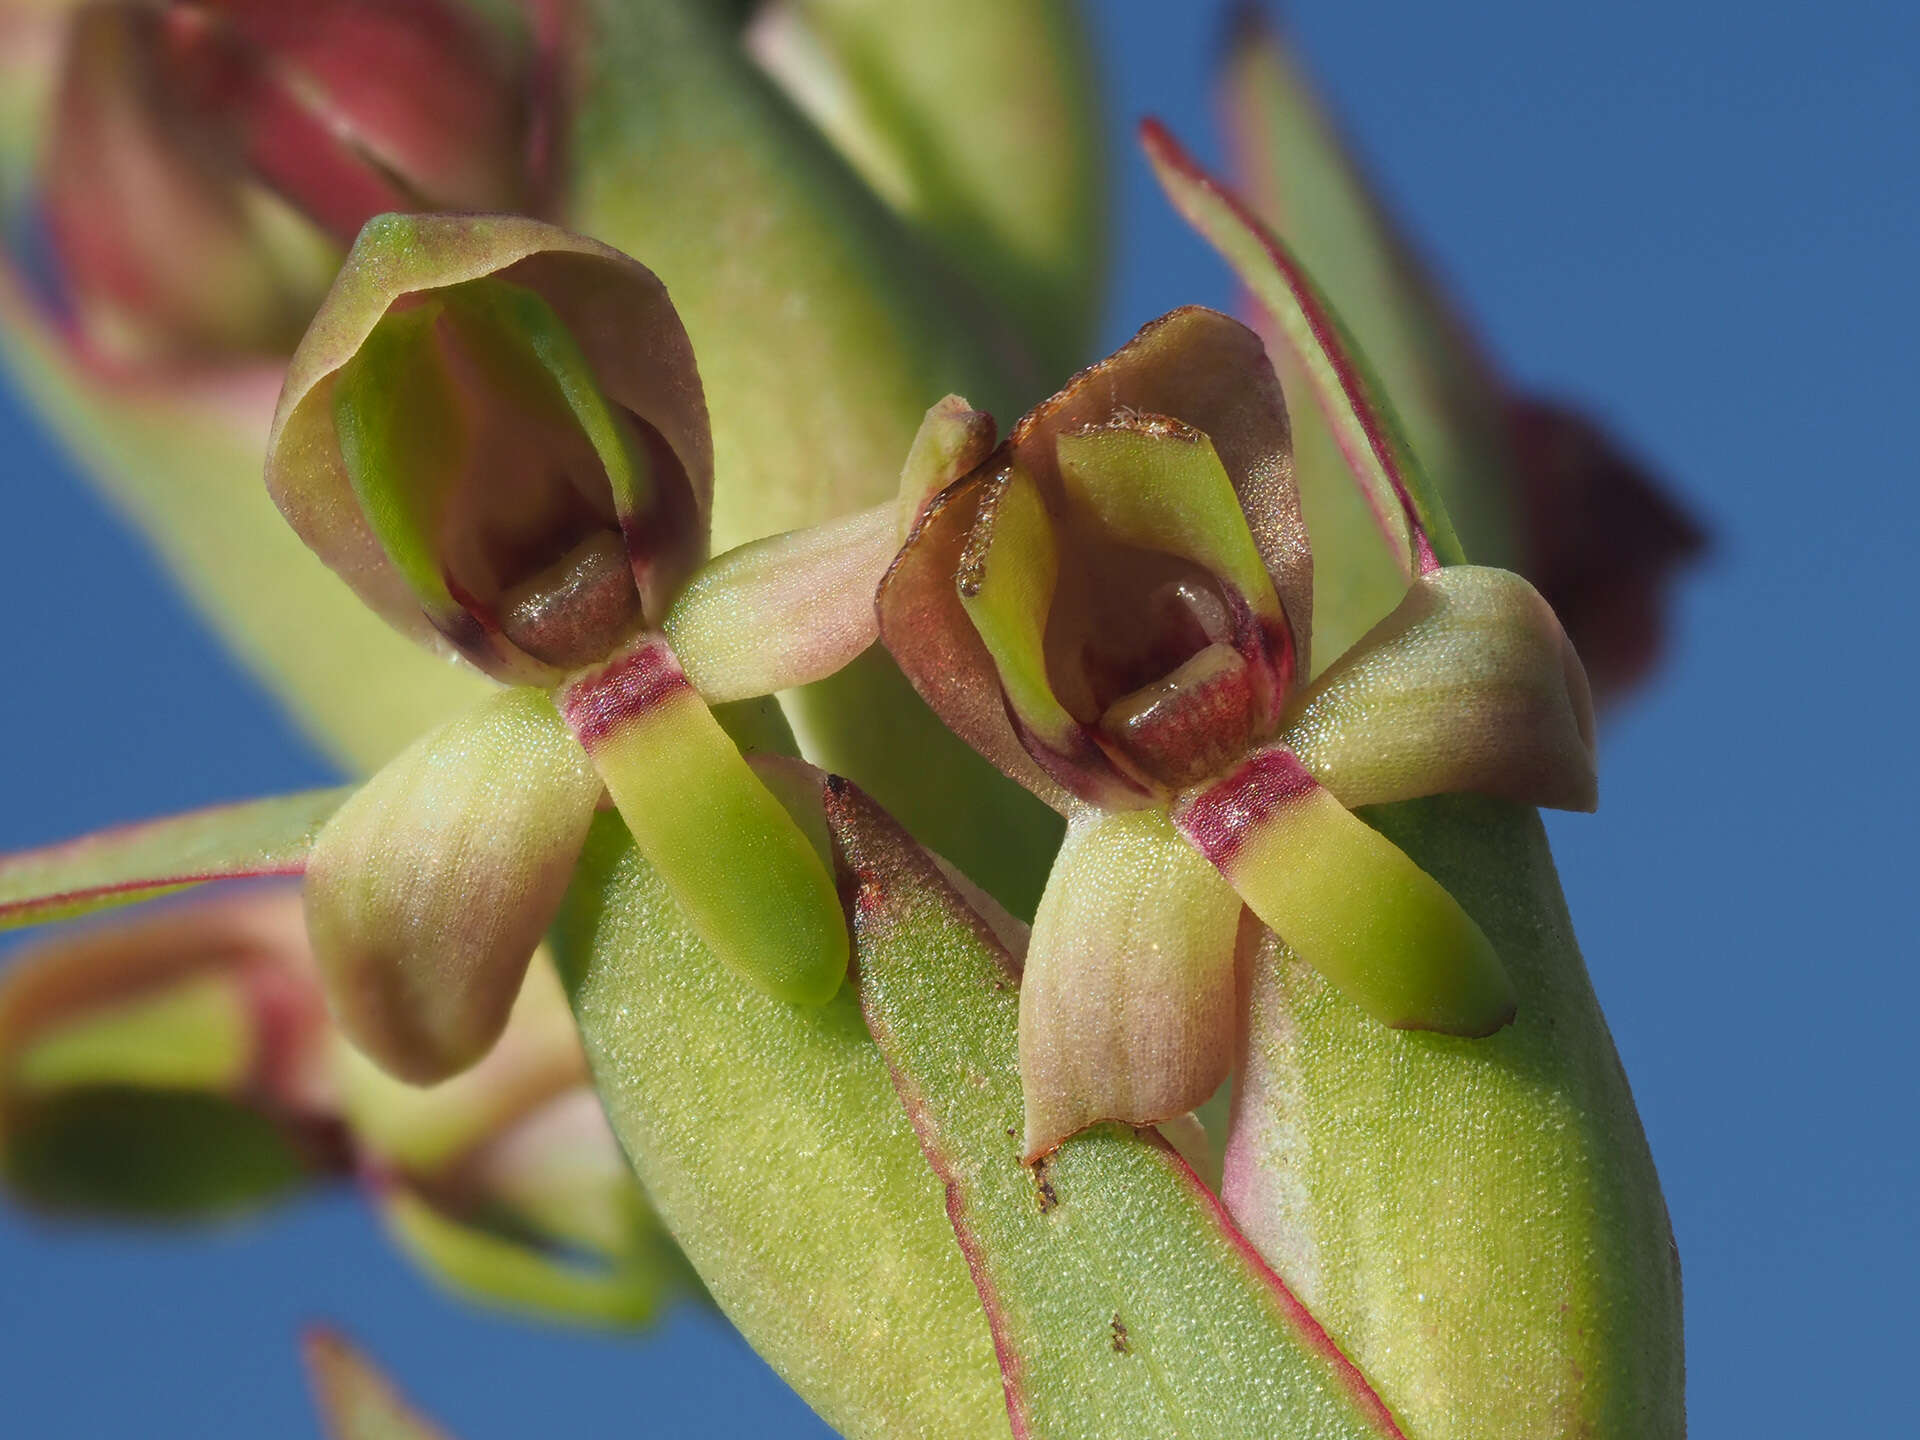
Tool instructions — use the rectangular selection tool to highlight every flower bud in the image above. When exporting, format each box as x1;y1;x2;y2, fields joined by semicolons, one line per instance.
35;0;536;367
0;891;346;1218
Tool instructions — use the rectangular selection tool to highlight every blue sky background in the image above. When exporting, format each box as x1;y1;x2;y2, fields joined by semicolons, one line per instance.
3;1;1915;1432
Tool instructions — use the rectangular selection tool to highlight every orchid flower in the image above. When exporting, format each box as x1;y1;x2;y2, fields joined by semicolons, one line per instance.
881;301;1598;1158
255;209;939;1082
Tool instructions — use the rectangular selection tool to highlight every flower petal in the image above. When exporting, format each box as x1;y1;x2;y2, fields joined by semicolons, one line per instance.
878;459;1080;814
1007;305;1312;655
304;687;603;1083
664;499;898;702
1284;566;1597;812
1019;807;1246;1161
556;635;848;1007
1175;746;1515;1037
267;213;711;669
1055;414;1296;724
1143;119;1462;576
895;394;998;541
0;789;348;931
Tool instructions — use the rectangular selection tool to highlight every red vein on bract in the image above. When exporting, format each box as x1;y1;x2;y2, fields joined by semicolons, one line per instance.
1149;1129;1409;1437
1141;118;1440;577
0;868;305;926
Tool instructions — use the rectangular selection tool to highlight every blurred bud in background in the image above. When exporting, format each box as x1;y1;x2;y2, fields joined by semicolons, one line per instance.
0;889;689;1327
28;0;539;370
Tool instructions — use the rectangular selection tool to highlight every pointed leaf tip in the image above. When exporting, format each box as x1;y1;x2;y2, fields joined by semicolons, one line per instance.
1141;117;1463;575
304;1328;457;1440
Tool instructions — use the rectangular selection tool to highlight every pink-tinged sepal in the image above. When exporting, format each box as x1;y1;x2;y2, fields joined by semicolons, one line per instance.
1175;745;1515;1037
664;499;900;703
556;633;849;1008
1284;565;1598;813
304;687;603;1084
267;213;713;684
1019;808;1246;1161
303;1329;457;1440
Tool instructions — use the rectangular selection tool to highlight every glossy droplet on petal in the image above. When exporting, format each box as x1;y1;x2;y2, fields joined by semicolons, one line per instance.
1284;566;1598;813
557;635;848;1008
1019;807;1246;1161
305;687;604;1083
1174;746;1514;1037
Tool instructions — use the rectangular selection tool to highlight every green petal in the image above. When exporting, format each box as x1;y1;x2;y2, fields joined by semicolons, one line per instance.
1019;807;1246;1160
1175;747;1514;1037
958;466;1080;757
1054;418;1284;628
304;688;603;1083
556;635;847;1006
1143;119;1464;575
1284;566;1597;812
0;788;348;931
303;1330;457;1440
826;776;1403;1438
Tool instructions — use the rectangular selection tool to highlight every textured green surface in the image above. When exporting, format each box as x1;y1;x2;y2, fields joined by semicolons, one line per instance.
568;0;1064;917
1227;795;1683;1438
0;787;347;930
830;780;1400;1439
757;0;1106;379
551;812;1010;1440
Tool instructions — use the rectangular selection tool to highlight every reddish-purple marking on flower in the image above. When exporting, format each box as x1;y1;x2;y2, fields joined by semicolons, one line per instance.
556;637;690;749
1172;746;1319;868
